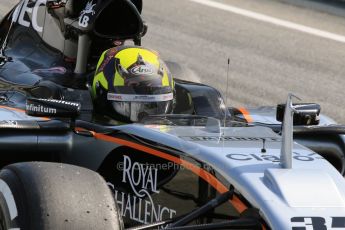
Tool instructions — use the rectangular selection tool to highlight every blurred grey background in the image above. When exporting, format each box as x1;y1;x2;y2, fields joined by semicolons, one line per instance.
1;0;345;123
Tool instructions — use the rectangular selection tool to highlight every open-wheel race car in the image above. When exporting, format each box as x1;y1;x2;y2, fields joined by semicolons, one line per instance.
1;0;345;229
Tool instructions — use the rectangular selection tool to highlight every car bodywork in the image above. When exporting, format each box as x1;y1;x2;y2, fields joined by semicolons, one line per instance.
1;0;345;229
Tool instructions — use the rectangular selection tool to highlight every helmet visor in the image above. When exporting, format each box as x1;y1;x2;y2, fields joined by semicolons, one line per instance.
112;101;173;122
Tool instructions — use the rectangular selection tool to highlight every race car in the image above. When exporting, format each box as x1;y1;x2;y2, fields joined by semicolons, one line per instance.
1;0;345;229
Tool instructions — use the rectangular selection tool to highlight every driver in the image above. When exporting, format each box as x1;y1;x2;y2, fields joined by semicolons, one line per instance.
91;46;175;123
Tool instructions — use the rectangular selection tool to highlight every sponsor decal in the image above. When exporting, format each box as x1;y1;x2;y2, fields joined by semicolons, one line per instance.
108;156;176;224
162;94;174;101
133;95;156;101
12;0;47;33
226;152;324;162
0;120;18;127
185;136;281;142
130;65;154;75
107;93;173;102
26;99;80;115
79;1;96;28
26;103;57;114
107;94;123;101
33;99;80;107
291;217;345;229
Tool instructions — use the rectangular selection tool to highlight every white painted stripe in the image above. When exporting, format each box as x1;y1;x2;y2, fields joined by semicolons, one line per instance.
189;0;345;43
0;179;18;221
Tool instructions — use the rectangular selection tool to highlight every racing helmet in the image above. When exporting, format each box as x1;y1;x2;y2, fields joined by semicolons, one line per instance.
92;46;174;122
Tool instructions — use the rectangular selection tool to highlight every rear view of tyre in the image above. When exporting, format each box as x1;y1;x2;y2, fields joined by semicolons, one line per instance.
0;162;123;230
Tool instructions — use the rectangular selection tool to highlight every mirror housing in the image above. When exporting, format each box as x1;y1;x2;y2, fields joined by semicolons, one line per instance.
130;0;143;13
26;98;81;118
93;0;144;40
276;103;320;125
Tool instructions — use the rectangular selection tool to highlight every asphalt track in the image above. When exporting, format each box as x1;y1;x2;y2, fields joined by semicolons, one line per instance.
1;0;345;122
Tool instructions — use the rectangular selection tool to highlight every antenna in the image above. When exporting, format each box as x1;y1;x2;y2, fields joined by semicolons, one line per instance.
223;58;230;128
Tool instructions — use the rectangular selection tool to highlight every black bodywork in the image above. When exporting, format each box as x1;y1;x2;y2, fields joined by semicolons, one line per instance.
0;1;240;228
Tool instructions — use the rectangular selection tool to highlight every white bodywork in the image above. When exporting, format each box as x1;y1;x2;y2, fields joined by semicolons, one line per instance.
128;124;345;229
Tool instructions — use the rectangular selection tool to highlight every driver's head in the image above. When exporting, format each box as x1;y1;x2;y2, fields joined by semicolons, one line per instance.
92;46;174;122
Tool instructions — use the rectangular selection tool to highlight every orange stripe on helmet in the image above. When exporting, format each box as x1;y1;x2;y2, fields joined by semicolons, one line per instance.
238;107;253;123
92;132;248;213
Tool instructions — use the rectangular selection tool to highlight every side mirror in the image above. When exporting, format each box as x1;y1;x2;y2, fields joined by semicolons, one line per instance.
93;0;144;40
276;103;320;125
26;98;81;118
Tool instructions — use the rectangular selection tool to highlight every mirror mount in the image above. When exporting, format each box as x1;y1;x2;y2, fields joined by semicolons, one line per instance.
74;34;91;74
26;98;81;128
